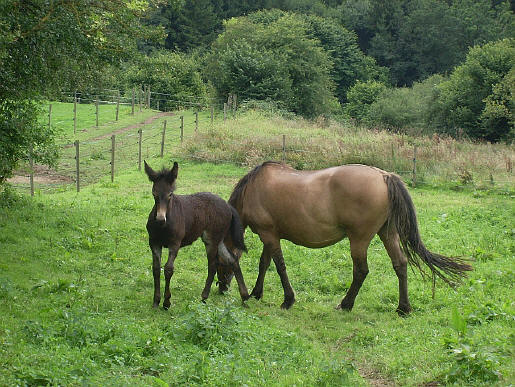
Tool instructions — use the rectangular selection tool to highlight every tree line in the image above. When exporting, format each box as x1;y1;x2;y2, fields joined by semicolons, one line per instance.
1;0;513;183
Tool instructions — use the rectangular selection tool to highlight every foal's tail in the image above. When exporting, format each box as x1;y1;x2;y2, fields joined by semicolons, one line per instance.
385;174;472;286
229;205;247;253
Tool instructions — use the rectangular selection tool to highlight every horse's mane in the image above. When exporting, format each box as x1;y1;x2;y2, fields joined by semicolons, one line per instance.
229;161;282;207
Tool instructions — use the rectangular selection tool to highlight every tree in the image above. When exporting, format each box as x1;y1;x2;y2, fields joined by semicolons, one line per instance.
0;0;154;183
206;12;339;117
343;80;387;121
432;38;515;142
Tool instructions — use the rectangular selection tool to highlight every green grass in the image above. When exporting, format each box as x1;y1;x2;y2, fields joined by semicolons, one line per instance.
1;155;514;386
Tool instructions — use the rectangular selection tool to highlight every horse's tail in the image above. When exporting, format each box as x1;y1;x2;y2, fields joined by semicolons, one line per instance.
385;174;472;286
229;205;247;253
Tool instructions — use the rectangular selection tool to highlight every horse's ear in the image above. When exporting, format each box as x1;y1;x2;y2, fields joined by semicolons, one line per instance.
167;162;178;183
144;160;158;182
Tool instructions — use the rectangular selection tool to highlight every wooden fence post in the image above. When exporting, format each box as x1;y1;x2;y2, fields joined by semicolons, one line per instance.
116;90;120;121
75;140;80;192
48;104;52;132
161;120;167;157
195;111;198;132
147;85;151;108
95;96;99;127
180;116;184;143
223;103;227;122
132;87;135;115
210;106;214;125
111;135;115;182
138;129;142;171
29;144;34;197
412;145;417;187
282;135;286;162
139;86;142;112
73;94;77;135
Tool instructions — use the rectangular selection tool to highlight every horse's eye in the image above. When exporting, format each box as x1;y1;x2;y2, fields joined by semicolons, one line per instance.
168;192;173;198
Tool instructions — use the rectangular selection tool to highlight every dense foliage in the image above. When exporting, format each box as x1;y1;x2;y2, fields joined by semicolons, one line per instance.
0;0;156;183
206;12;339;117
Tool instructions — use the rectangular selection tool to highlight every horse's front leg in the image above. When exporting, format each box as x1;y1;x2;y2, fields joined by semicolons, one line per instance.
163;244;179;310
150;243;162;308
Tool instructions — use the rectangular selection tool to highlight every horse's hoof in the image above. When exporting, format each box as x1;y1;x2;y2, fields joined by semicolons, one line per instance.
250;289;263;300
152;302;160;309
338;302;353;311
396;305;412;317
280;298;295;310
241;293;251;302
201;298;207;304
162;304;170;310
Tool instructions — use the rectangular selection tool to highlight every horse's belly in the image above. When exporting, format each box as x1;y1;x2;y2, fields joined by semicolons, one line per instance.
280;224;346;248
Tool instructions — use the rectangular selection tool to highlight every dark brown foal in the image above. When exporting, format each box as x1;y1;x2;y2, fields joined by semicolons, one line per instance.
145;161;250;309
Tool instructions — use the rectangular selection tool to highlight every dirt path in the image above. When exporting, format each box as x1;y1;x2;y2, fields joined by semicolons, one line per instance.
9;111;175;185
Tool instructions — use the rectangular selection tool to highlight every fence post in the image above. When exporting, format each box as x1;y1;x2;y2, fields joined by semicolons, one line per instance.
75;140;80;192
139;86;142;112
138;129;143;171
95;96;99;127
223;103;227;122
48;104;52;132
147;85;151;109
180;116;184;143
210;106;214;125
195;111;198;132
132;87;135;115
161;120;167;157
111;135;116;182
412;145;417;187
116;90;120;121
29;144;34;197
282;135;286;162
73;95;77;135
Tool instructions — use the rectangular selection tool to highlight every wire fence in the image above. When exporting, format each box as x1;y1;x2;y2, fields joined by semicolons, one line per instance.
9;88;515;195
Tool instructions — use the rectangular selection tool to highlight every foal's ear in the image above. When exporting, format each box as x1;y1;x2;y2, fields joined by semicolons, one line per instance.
144;160;158;182
167;162;178;183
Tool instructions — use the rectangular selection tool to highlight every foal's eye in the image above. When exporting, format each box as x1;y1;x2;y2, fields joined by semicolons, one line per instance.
168;192;173;198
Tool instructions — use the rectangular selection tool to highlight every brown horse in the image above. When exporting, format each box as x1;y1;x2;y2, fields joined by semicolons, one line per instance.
226;161;472;315
144;161;250;309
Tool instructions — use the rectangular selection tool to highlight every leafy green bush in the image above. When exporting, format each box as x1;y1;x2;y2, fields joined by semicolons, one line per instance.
432;38;515;142
206;12;339;118
343;80;386;121
125;51;208;111
365;74;445;134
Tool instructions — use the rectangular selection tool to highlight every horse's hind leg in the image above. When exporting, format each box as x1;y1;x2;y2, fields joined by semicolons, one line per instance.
379;227;412;315
201;234;219;301
250;243;273;300
217;243;250;301
338;237;370;311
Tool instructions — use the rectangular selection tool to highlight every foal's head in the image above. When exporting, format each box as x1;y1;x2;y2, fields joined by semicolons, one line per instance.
144;161;178;224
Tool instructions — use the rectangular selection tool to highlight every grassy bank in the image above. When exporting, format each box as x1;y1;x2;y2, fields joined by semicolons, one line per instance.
183;110;514;191
1;156;514;386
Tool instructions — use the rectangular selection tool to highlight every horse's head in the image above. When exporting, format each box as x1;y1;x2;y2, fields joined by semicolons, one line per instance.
144;160;178;225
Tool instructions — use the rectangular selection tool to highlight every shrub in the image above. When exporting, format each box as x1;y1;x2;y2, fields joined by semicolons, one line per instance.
125;51;208;111
343;80;386;121
432;38;515;142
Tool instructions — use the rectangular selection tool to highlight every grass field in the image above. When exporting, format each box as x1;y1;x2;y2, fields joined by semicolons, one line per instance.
2;102;514;385
1;154;514;386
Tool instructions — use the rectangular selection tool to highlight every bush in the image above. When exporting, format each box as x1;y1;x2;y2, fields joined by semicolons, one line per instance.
432;38;515;142
206;12;339;118
366;74;445;134
343;80;386;121
125;51;208;111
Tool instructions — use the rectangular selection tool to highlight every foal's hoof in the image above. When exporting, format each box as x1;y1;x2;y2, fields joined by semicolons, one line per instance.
241;293;251;302
201;298;207;304
250;288;263;300
280;297;295;310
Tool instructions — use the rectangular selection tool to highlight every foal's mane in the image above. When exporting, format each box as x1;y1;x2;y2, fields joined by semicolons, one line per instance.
229;161;282;207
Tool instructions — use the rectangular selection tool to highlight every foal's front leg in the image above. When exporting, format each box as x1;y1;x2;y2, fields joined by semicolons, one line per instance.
163;244;179;310
150;243;162;308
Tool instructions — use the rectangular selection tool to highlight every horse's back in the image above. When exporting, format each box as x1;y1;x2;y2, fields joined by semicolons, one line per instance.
242;163;390;246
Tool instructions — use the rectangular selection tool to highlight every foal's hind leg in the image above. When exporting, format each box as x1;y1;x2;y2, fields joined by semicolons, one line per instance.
338;236;371;311
379;227;412;315
201;234;219;301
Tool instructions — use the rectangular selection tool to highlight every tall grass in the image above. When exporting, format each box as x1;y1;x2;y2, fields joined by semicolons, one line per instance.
183;110;514;190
